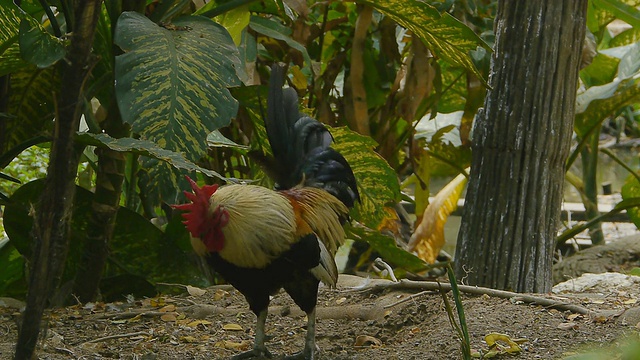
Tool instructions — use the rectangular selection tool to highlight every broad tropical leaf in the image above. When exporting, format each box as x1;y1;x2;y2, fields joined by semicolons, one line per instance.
3;179;207;299
249;16;313;73
0;2;29;76
587;0;640;32
575;42;640;137
346;224;428;273
0;239;26;298
408;170;468;264
114;12;242;201
330;127;400;228
622;173;640;229
3;67;57;155
18;18;65;68
358;0;490;85
114;12;241;158
75;133;228;181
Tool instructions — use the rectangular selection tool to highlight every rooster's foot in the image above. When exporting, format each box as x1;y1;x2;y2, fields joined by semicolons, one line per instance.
231;346;273;360
283;347;314;360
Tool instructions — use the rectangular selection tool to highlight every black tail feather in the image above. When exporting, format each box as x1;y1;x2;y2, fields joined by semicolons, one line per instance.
264;64;359;208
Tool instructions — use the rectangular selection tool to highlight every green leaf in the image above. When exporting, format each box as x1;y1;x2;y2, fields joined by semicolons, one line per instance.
213;4;250;45
592;0;640;29
114;12;241;158
346;225;428;273
0;238;27;298
330;127;400;228
0;2;30;76
621;173;640;229
580;53;619;87
575;43;640;137
3;67;58;155
3;179;208;299
75;132;227;181
249;15;313;72
358;0;490;85
207;130;247;149
18;17;65;68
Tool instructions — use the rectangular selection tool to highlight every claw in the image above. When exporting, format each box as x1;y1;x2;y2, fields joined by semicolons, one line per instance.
231;346;273;360
283;349;312;360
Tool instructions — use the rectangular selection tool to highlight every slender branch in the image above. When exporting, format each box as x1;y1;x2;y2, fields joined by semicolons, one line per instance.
355;279;597;316
83;331;150;344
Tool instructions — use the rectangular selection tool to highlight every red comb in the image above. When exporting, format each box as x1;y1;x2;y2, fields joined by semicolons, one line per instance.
171;176;219;238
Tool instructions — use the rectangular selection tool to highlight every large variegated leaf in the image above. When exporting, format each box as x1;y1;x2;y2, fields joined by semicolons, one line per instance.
346;224;428;273
408;170;468;264
114;12;241;158
3;68;58;155
75;133;227;181
18;18;65;68
358;0;490;85
0;2;30;76
588;0;640;32
330;127;400;228
114;12;242;202
575;43;640;137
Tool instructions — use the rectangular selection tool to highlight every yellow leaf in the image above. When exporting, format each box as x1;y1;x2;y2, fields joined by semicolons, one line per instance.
212;289;229;301
187;319;212;327
180;336;198;343
408;169;468;263
159;304;176;312
484;333;522;354
223;323;243;331
214;340;251;350
290;65;308;91
161;313;177;322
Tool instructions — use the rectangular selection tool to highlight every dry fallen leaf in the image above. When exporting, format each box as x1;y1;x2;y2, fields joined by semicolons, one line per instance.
161;313;177;322
187;319;212;328
212;289;229;301
187;285;207;297
567;314;583;321
354;335;382;348
159;304;176;312
593;315;609;323
180;336;198;343
223;323;243;331
557;322;578;330
150;297;166;307
336;297;347;305
214;340;251;350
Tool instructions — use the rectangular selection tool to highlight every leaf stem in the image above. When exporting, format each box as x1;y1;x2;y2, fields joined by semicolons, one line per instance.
38;0;62;38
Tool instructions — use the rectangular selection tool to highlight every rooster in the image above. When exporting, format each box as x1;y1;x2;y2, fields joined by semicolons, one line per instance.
173;65;359;359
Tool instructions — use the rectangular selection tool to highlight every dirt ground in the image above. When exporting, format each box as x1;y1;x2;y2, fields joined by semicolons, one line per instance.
2;268;640;360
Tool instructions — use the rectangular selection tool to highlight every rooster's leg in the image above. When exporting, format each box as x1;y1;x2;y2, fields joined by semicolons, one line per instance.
232;309;272;359
284;307;317;360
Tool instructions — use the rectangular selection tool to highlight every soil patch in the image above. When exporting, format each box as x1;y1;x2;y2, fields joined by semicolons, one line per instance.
2;273;639;360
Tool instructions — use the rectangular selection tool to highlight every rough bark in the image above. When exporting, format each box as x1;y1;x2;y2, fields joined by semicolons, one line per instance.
14;1;102;358
454;1;587;293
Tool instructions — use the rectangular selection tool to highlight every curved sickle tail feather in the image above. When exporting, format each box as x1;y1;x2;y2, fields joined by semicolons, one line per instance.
266;64;360;208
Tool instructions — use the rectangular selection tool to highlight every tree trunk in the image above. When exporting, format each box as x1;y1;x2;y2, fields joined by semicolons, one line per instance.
14;1;102;359
454;1;587;293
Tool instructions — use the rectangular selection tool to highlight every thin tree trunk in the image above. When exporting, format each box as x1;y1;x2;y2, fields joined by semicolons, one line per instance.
454;1;587;293
14;1;102;358
580;128;605;245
